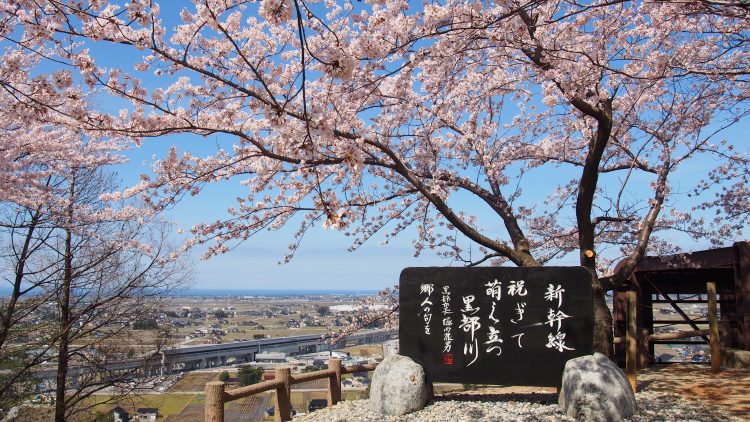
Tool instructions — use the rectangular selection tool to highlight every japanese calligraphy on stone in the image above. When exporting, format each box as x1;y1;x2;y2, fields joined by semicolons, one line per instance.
399;267;593;387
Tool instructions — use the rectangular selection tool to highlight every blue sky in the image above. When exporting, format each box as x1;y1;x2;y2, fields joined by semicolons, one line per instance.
117;135;447;291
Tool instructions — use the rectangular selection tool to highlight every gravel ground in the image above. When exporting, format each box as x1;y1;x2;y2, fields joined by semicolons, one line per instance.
295;391;739;421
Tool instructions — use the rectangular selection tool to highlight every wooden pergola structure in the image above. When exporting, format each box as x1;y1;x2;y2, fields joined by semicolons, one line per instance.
612;241;750;365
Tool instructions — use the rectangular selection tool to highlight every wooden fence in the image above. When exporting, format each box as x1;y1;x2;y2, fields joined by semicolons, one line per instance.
615;281;722;392
204;358;377;422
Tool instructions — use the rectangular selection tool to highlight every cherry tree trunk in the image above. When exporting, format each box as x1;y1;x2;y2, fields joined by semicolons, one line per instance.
592;277;614;358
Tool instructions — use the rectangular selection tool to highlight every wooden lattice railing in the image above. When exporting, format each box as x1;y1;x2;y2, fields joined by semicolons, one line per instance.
204;358;377;422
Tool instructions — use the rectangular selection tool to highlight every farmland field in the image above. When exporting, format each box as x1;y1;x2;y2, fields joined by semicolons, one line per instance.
163;392;273;422
169;372;221;392
163;395;204;422
225;394;272;421
290;390;326;411
87;393;196;420
340;344;384;358
291;378;327;390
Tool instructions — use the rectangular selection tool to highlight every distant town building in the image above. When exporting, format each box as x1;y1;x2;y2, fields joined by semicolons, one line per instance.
254;352;287;363
111;406;130;422
383;340;399;358
329;304;390;313
135;408;158;421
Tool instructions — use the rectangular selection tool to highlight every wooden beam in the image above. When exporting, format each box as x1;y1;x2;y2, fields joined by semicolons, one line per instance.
651;320;708;324
650;329;709;341
651;299;733;304
626;290;637;392
223;379;284;402
290;368;336;384
341;362;378;374
638;328;650;367
734;241;750;350
327;358;342;406
614;329;710;344
274;368;291;422
205;381;225;422
646;278;710;343
707;282;721;373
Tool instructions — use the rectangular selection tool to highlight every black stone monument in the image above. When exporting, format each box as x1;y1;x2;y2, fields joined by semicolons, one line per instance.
399;266;593;386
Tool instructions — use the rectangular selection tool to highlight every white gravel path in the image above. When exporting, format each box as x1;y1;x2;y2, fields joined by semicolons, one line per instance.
295;391;739;421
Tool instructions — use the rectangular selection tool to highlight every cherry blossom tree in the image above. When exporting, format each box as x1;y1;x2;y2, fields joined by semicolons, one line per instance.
2;0;749;355
0;41;127;210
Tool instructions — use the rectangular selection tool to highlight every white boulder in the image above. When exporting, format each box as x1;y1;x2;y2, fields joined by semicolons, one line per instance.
369;355;431;416
558;352;637;421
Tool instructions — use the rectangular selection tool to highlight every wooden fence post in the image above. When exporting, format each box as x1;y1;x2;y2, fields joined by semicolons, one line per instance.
707;282;721;373
327;358;342;406
205;381;225;422
637;328;650;368
626;290;637;393
274;367;291;422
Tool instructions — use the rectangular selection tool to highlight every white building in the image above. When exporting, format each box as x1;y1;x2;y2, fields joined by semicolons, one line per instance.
254;352;288;363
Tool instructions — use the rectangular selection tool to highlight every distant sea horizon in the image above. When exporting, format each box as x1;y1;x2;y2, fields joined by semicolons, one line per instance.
0;286;381;297
171;288;381;297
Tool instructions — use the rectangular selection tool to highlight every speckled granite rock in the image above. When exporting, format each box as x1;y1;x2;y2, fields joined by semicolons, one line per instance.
369;355;431;416
558;353;637;421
